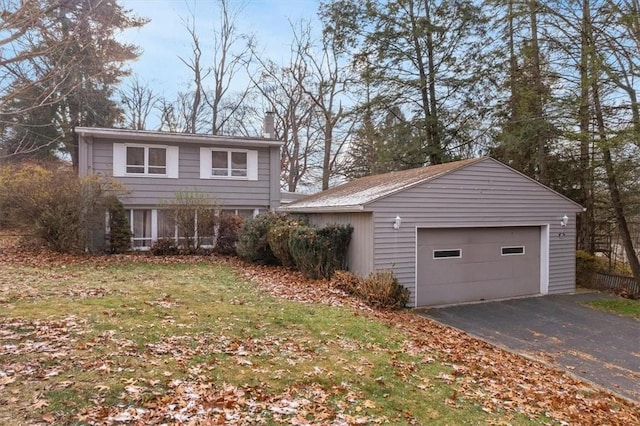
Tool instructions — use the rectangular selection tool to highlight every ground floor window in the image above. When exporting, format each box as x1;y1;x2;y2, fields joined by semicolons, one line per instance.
123;207;261;250
125;209;153;249
221;209;258;219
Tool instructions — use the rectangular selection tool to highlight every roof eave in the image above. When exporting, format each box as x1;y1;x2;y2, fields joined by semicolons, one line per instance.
75;127;283;147
278;204;365;213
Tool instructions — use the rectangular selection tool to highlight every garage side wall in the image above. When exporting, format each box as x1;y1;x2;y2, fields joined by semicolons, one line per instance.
306;212;374;277
368;159;581;307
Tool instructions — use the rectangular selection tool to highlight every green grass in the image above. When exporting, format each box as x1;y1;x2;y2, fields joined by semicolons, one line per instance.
583;298;640;319
0;259;546;425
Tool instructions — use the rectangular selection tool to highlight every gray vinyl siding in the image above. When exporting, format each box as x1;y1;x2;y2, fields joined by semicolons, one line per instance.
367;160;582;307
306;212;374;276
92;139;273;208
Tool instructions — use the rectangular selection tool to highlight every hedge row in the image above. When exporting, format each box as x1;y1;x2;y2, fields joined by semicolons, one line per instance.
236;212;353;279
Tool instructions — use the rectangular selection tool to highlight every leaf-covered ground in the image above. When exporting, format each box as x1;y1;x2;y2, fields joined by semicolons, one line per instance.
0;236;638;425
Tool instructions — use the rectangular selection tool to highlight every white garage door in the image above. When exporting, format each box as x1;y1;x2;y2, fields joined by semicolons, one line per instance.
416;227;541;306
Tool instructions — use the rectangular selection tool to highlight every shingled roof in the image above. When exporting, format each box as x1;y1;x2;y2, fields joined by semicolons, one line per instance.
281;157;484;212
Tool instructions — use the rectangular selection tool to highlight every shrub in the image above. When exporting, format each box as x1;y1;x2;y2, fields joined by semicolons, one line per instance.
236;212;289;264
359;270;410;309
289;224;353;279
161;190;220;251
331;270;409;309
151;238;179;256
0;162;122;253
288;226;318;276
576;250;598;288
267;222;303;268
216;214;244;255
106;196;132;253
318;224;353;274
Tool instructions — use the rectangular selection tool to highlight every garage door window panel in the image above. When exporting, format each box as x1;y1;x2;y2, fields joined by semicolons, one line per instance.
433;249;462;259
501;246;525;256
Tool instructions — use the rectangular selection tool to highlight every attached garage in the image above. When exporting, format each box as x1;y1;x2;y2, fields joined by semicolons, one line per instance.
281;157;583;307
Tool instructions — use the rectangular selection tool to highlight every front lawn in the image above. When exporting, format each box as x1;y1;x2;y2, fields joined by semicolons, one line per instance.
0;245;637;425
583;298;640;319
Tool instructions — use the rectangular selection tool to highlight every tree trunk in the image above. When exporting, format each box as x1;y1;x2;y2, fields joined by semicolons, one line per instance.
408;0;436;166
591;65;640;283
288;107;301;192
578;0;595;253
508;0;519;124
424;0;442;165
528;0;547;185
322;118;332;190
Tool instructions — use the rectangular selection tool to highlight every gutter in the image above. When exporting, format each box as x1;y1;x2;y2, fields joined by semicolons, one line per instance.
278;205;365;214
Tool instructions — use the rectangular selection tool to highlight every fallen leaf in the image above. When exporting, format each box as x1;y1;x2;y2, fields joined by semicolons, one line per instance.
41;413;56;423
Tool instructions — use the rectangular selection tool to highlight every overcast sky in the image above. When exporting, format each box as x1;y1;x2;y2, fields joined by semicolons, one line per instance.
119;0;321;102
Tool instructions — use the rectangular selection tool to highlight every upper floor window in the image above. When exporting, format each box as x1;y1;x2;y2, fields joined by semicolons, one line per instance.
212;150;247;177
200;148;258;181
113;143;179;178
127;146;166;175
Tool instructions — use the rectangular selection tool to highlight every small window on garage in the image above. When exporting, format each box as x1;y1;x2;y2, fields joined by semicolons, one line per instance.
501;246;525;256
433;249;462;259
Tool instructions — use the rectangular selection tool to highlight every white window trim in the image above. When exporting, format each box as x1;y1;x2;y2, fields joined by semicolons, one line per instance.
200;147;258;181
501;246;525;256
433;249;462;259
113;143;178;178
127;209;155;250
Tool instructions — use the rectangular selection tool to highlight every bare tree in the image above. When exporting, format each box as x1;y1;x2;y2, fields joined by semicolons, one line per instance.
204;0;253;135
249;40;319;192
177;15;210;134
118;76;159;130
290;21;353;190
158;0;252;136
158;91;209;134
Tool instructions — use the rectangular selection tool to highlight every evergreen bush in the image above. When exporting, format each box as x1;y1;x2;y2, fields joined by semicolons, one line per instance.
235;212;289;264
216;214;244;255
106;196;132;253
267;221;303;268
289;224;353;279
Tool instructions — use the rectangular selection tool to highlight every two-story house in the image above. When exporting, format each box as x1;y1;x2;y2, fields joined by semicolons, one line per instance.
75;115;282;250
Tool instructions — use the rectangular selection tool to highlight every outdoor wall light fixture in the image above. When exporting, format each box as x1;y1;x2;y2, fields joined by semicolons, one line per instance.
558;214;569;238
393;216;402;230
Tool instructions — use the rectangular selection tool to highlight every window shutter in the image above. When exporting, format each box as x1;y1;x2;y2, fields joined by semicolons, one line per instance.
166;146;179;178
113;143;126;176
247;150;258;181
200;147;211;179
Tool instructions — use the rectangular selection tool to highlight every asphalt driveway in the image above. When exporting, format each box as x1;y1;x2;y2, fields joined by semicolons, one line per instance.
423;292;640;402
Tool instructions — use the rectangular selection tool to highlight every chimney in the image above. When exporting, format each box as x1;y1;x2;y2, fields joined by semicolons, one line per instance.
263;111;275;139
